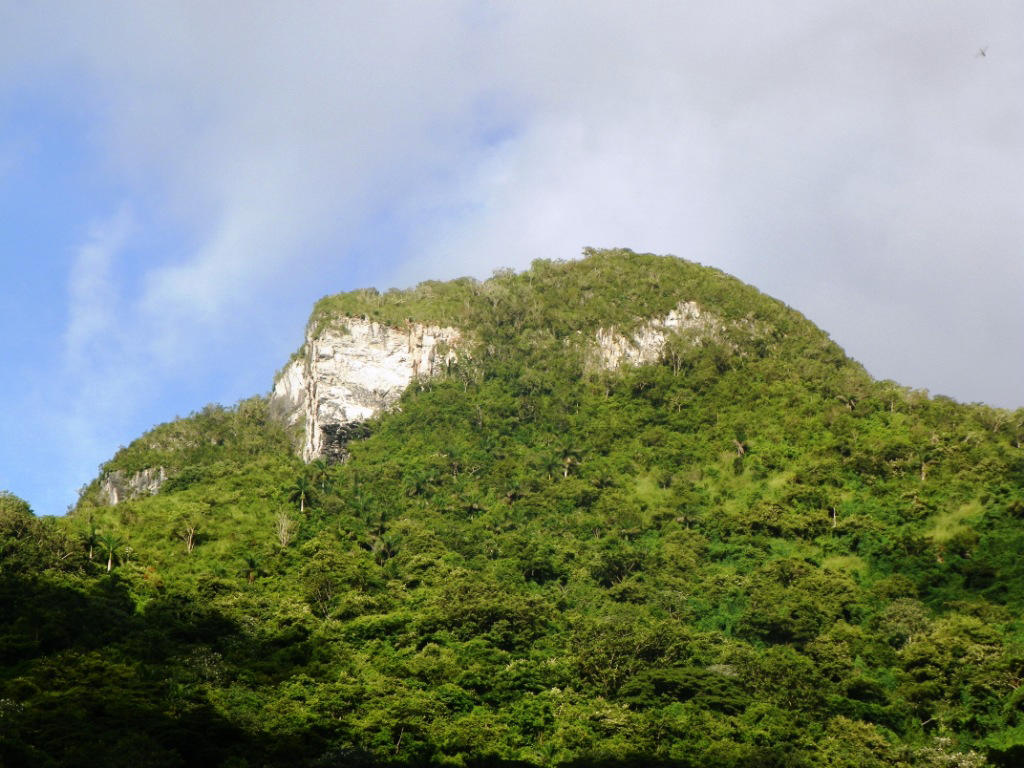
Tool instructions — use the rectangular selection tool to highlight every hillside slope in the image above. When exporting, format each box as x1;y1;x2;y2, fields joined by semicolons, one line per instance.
3;249;1024;767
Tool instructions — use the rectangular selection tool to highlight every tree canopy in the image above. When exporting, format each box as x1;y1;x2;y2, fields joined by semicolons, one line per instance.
3;250;1023;767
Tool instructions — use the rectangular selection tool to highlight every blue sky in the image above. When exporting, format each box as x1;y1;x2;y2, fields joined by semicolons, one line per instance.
2;1;1022;515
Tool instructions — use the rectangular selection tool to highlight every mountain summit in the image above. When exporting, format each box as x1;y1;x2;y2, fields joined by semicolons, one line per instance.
268;249;855;464
4;249;1023;767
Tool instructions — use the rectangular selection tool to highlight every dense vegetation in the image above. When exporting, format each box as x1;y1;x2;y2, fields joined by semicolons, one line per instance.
3;250;1024;767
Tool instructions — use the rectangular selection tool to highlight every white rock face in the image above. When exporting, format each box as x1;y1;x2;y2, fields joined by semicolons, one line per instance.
98;467;167;506
271;301;725;463
271;318;461;461
593;300;720;369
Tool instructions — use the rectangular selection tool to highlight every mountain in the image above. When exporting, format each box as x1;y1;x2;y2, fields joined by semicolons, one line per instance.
3;249;1024;767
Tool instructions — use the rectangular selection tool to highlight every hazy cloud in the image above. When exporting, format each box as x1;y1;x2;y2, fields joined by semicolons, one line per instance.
2;0;1022;511
63;206;132;372
407;1;1024;406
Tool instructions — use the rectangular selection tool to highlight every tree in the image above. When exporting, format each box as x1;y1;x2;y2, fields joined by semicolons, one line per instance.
0;491;33;537
275;511;297;548
287;474;313;514
0;491;45;572
310;458;332;492
369;533;399;567
176;518;200;553
98;532;124;573
537;452;561;480
558;441;582;478
80;517;99;561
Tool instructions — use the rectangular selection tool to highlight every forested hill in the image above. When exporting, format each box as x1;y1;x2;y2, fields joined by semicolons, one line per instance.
3;249;1024;767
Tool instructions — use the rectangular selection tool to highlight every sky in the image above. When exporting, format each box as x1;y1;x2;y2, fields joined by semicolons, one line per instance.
1;1;1022;515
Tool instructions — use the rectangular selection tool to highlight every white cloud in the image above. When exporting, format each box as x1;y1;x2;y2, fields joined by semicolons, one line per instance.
28;2;498;357
63;205;132;372
2;0;1023;513
21;5;1024;391
403;1;1024;407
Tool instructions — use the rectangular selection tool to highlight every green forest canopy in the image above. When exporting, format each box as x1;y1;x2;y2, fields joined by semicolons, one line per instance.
3;249;1024;767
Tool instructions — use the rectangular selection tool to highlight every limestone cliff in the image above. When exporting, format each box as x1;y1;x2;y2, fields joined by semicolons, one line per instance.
270;317;461;461
98;467;167;506
591;300;722;369
271;300;730;463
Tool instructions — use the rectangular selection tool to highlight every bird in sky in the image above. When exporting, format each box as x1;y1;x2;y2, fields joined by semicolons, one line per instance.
977;46;988;58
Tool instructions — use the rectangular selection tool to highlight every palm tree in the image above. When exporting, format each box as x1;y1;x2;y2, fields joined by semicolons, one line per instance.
309;459;331;493
349;490;372;520
402;466;432;497
537;453;561;481
98;532;124;573
287;474;313;514
370;533;399;567
80;520;99;561
245;555;258;584
559;444;582;478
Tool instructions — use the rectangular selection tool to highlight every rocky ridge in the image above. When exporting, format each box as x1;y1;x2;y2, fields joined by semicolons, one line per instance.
592;300;720;369
271;317;461;461
97;466;167;506
272;300;722;462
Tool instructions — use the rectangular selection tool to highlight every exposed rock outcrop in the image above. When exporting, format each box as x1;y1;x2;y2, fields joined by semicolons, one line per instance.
98;467;167;506
271;301;731;463
592;300;722;369
271;317;461;462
